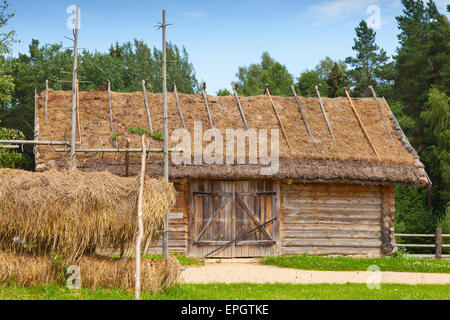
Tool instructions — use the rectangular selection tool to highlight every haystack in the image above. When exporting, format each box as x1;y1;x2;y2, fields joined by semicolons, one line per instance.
0;252;180;292
0;169;176;262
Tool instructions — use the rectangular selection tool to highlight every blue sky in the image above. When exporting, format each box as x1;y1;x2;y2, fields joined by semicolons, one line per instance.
7;0;450;94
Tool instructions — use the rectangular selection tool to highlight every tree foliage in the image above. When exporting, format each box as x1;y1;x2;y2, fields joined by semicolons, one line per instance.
236;52;294;96
345;20;389;97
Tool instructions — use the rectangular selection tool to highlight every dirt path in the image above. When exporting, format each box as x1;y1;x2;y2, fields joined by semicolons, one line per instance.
180;259;450;285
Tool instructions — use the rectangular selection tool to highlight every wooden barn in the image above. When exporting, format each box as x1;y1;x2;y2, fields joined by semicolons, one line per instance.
33;88;429;258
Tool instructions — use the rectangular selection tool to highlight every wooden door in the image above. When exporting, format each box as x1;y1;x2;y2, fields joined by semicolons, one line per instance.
189;180;278;258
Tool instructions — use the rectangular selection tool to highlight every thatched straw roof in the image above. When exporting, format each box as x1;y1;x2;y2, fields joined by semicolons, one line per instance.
34;90;428;186
0;169;175;261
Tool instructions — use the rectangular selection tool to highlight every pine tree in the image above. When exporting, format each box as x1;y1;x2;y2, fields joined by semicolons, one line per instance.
345;20;388;97
327;63;345;98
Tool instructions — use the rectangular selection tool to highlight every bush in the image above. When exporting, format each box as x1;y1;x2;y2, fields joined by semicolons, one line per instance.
437;207;450;254
0;123;32;169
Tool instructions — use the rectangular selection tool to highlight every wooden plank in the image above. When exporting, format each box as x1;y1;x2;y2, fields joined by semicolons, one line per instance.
282;217;380;226
283;191;382;198
281;183;382;193
282;231;381;240
282;224;380;232
283;197;383;206
282;238;381;248
281;246;382;256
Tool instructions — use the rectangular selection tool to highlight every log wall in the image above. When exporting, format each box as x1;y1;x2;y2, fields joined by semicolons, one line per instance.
280;183;394;257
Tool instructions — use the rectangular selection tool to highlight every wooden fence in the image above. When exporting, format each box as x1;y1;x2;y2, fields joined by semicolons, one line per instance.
395;228;450;259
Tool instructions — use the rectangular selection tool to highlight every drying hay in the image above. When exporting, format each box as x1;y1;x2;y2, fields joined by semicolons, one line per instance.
0;169;175;262
0;252;180;293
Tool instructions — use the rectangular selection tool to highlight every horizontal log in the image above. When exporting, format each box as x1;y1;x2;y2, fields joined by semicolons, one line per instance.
194;240;275;246
281;231;381;240
281;246;382;256
282;204;381;213
150;240;187;248
154;232;187;241
283;191;382;199
283;197;382;206
281;224;380;233
283;211;381;221
282;217;380;226
394;234;435;238
0;140;81;146
146;247;186;254
406;254;450;258
281;184;382;193
0;145;19;149
55;148;182;153
282;238;381;248
168;224;188;233
396;244;435;248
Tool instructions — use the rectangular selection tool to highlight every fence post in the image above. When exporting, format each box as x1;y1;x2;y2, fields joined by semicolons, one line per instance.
436;228;442;260
125;139;130;177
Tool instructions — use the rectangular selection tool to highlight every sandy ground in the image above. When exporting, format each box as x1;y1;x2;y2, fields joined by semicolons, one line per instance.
180;259;450;285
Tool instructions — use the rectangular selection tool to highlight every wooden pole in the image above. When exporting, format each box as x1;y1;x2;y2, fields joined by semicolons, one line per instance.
315;85;337;148
291;85;320;153
201;82;216;137
107;80;115;138
142;80;153;133
76;79;82;144
436;228;442;260
173;83;187;130
34;89;38;157
44;79;49;124
344;88;380;160
70;6;80;170
368;86;393;141
232;84;249;130
125;139;130;177
135;134;146;300
162;10;169;259
265;84;293;154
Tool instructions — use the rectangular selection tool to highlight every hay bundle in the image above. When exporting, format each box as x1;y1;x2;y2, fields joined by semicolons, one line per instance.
0;252;180;292
0;169;175;261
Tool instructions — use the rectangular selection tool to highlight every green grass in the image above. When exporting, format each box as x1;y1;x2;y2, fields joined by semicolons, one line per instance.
1;283;448;300
260;255;450;274
128;127;163;141
105;253;204;267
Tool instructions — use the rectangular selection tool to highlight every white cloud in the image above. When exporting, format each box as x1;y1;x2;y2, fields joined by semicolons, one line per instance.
181;11;207;19
305;0;379;25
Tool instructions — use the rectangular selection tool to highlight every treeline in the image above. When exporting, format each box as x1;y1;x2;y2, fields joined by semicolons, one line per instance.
0;0;448;237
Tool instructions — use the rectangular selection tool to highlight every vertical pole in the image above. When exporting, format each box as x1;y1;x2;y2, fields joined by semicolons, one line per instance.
70;6;80;170
125;139;130;177
135;134;146;300
34;89;38;157
76;79;82;143
107;80;114;138
142;80;153;133
162;9;169;259
173;83;187;130
44;79;49;124
436;228;442;260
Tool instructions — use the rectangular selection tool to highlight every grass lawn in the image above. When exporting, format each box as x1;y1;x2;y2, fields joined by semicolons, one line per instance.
0;283;449;300
260;255;450;273
106;253;204;267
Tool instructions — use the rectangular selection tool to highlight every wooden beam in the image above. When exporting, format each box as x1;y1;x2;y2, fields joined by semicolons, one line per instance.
70;6;80;170
135;134;146;300
368;86;393;141
291;85;320;153
0;140;80;146
172;83;187;130
107;80;114;137
232;84;249;130
265;84;293;154
76;79;82;144
315;85;337;148
44;79;49;124
344;88;380;160
0;145;19;149
142;80;153;133
201;82;215;136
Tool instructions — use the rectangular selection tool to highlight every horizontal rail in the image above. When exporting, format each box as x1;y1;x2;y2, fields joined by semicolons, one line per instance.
395;233;436;237
406;254;450;259
0;145;19;149
54;148;183;153
396;244;435;248
0;140;81;146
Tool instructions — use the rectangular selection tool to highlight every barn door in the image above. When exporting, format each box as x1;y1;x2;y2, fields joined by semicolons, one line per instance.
189;181;278;258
